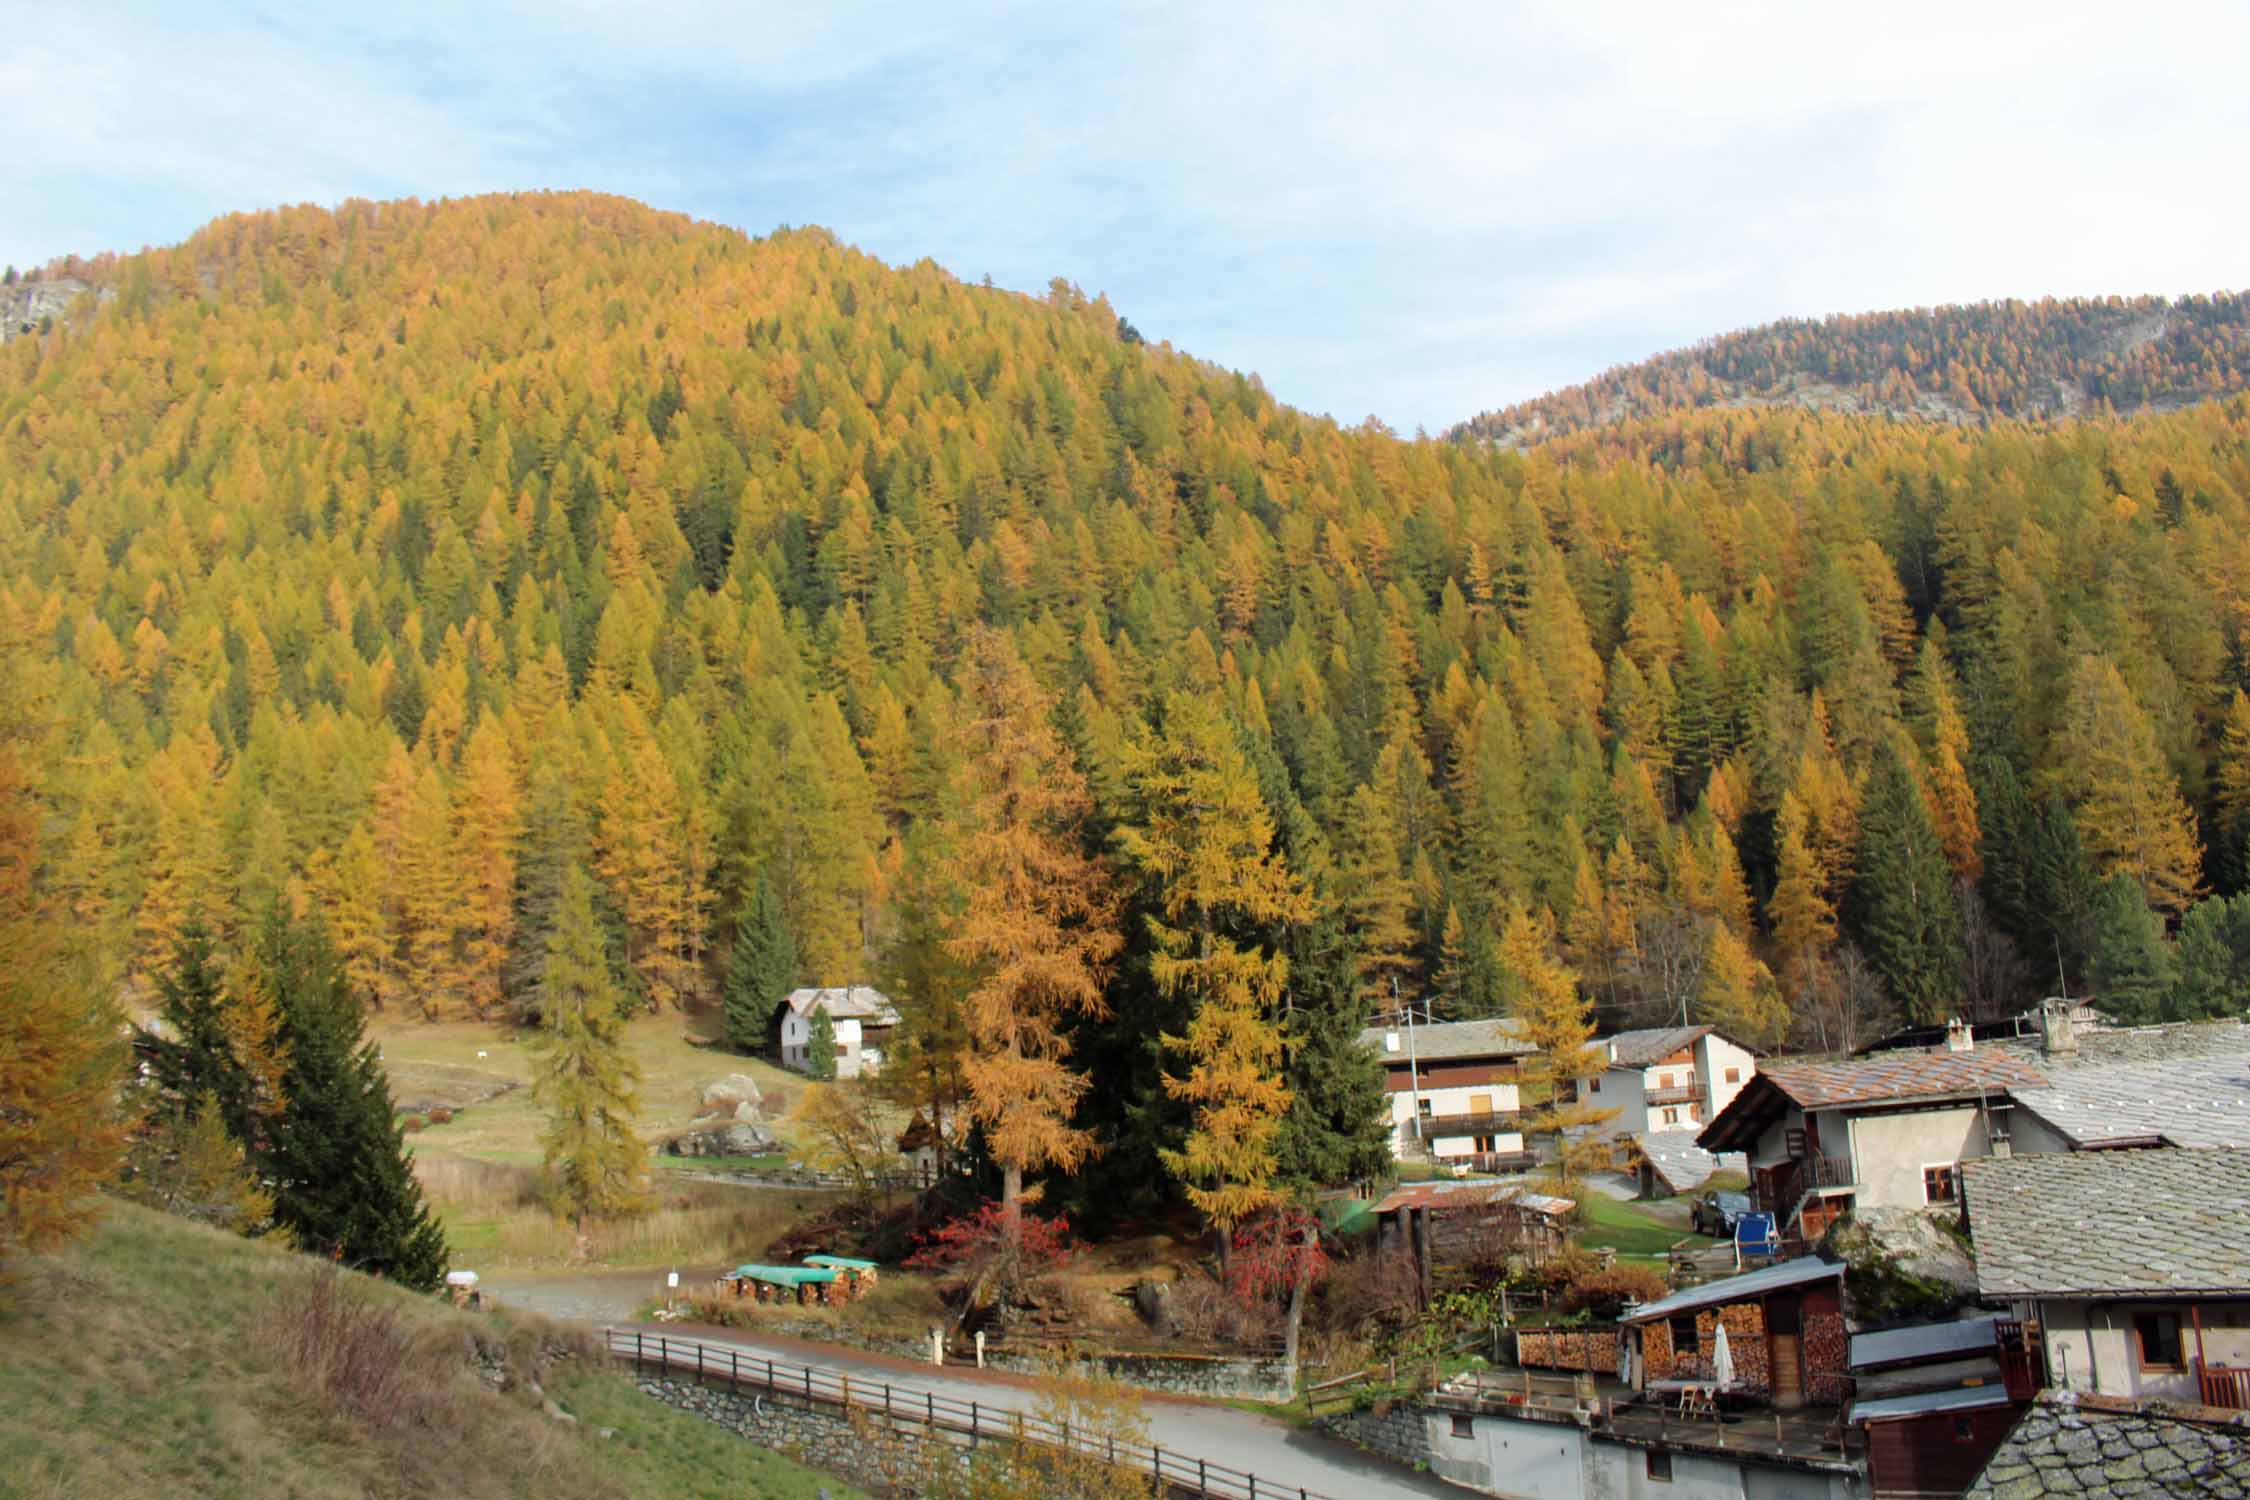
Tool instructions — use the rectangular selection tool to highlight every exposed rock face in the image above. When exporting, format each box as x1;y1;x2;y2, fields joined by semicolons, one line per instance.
668;1121;777;1157
0;277;107;342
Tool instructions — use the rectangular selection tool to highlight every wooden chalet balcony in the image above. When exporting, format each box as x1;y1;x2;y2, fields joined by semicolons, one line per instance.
1460;1150;1540;1174
1422;1111;1522;1139
2199;1362;2250;1411
1642;1081;1706;1107
1754;1152;1857;1218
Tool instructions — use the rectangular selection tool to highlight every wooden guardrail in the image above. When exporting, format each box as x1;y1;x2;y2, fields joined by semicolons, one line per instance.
607;1328;1342;1500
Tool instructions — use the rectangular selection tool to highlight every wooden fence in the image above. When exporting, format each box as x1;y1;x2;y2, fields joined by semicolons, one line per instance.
606;1328;1341;1500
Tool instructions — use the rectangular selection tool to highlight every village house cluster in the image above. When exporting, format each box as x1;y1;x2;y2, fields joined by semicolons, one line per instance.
1348;1004;2250;1499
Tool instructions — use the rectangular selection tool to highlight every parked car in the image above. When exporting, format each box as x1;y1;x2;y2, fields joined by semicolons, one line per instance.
1690;1190;1752;1238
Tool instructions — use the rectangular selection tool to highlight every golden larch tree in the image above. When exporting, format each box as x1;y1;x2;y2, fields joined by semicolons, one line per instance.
941;630;1121;1222
1116;692;1316;1252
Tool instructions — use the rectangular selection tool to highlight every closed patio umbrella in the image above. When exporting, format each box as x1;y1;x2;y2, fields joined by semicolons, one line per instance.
1712;1321;1735;1391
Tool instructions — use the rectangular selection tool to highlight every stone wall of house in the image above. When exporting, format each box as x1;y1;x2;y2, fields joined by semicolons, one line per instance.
1319;1401;1437;1471
1516;1325;1621;1374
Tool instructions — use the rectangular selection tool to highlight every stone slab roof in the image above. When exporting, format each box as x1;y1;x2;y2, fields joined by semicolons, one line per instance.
1602;1025;1711;1069
1358;1017;1535;1064
1967;1394;2250;1498
1961;1148;2250;1298
1986;1019;2250;1070
1759;1049;2049;1110
1631;1129;1745;1194
2009;1053;2250;1149
780;986;900;1024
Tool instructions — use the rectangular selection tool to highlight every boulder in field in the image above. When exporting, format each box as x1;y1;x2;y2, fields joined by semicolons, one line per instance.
667;1121;777;1158
701;1074;764;1110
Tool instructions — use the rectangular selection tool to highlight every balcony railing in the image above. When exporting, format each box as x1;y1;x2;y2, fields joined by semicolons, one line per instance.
1458;1150;1539;1175
2199;1362;2250;1411
1643;1082;1706;1107
1423;1111;1523;1139
1754;1152;1857;1218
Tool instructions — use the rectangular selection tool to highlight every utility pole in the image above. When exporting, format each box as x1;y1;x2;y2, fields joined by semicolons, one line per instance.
1397;977;1426;1144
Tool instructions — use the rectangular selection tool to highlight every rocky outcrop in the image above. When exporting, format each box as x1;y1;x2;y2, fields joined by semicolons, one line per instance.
668;1121;778;1157
0;277;107;342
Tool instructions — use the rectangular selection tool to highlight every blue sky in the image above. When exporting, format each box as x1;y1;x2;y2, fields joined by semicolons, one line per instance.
3;1;2245;430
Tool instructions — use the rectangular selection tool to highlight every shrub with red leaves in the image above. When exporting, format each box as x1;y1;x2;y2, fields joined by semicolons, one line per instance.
906;1199;1081;1310
1226;1206;1328;1309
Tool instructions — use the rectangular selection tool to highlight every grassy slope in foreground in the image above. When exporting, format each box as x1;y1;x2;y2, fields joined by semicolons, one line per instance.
0;1202;864;1500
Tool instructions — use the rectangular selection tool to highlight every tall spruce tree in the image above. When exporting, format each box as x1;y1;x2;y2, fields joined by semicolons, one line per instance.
534;864;649;1229
1850;743;1966;1025
2087;874;2176;1024
722;875;797;1053
256;910;448;1290
2172;893;2250;1020
141;925;266;1147
1273;917;1392;1190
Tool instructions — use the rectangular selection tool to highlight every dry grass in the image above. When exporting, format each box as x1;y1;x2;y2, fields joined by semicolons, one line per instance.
369;1007;810;1168
0;1201;863;1500
415;1149;827;1270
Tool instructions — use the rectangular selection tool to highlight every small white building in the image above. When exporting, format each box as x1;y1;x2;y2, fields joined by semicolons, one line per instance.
1584;1025;1760;1137
1356;1018;1536;1171
773;986;901;1079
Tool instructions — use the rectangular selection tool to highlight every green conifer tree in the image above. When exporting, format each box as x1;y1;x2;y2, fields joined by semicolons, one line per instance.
2087;875;2176;1025
257;912;448;1290
722;875;797;1053
534;865;650;1230
1273;917;1393;1190
1849;743;1966;1024
805;1005;839;1081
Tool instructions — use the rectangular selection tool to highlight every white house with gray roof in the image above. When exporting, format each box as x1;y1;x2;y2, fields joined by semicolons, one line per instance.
1584;1024;1760;1137
1961;1147;2250;1410
774;986;900;1079
1356;1017;1535;1170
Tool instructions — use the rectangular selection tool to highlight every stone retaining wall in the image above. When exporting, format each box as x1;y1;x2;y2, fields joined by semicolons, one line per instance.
982;1348;1295;1403
636;1374;979;1494
1319;1402;1436;1470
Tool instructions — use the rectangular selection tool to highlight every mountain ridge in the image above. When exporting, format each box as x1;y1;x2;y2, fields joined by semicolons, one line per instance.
1454;292;2250;447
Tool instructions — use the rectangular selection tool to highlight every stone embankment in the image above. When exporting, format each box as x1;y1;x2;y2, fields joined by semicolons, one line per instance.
636;1374;978;1494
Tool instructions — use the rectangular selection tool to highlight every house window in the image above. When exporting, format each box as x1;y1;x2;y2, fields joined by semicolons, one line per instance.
1923;1164;1958;1204
1645;1449;1673;1481
1953;1415;1977;1441
1669;1314;1699;1362
1724;1067;1740;1084
1450;1414;1474;1438
2135;1312;2184;1370
1474;1135;1495;1153
1590;1077;1601;1093
1417;1098;1434;1119
834;1043;849;1058
1663;1107;1680;1126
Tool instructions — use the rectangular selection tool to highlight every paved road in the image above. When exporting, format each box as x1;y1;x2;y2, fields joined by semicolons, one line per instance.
635;1322;1468;1500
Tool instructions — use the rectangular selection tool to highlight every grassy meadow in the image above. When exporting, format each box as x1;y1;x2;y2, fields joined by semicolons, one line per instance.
0;1202;864;1500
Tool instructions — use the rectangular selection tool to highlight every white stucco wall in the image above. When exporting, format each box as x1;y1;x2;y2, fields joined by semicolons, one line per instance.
1415;1407;1858;1500
2039;1299;2250;1401
1591;1070;1649;1136
1699;1034;1758;1120
1386;1080;1523;1159
1844;1106;1991;1211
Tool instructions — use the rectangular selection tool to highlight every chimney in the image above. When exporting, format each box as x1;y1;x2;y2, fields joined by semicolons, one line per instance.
1384;1030;1401;1053
1944;1017;1974;1053
2039;998;2077;1058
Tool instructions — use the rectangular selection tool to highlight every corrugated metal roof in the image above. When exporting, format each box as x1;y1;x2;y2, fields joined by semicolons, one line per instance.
727;1263;837;1285
1850;1315;2002;1370
1621;1255;1842;1324
1848;1385;2014;1423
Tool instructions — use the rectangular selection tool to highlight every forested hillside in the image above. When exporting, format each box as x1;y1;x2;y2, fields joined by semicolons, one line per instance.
1456;294;2250;447
5;193;2250;1220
